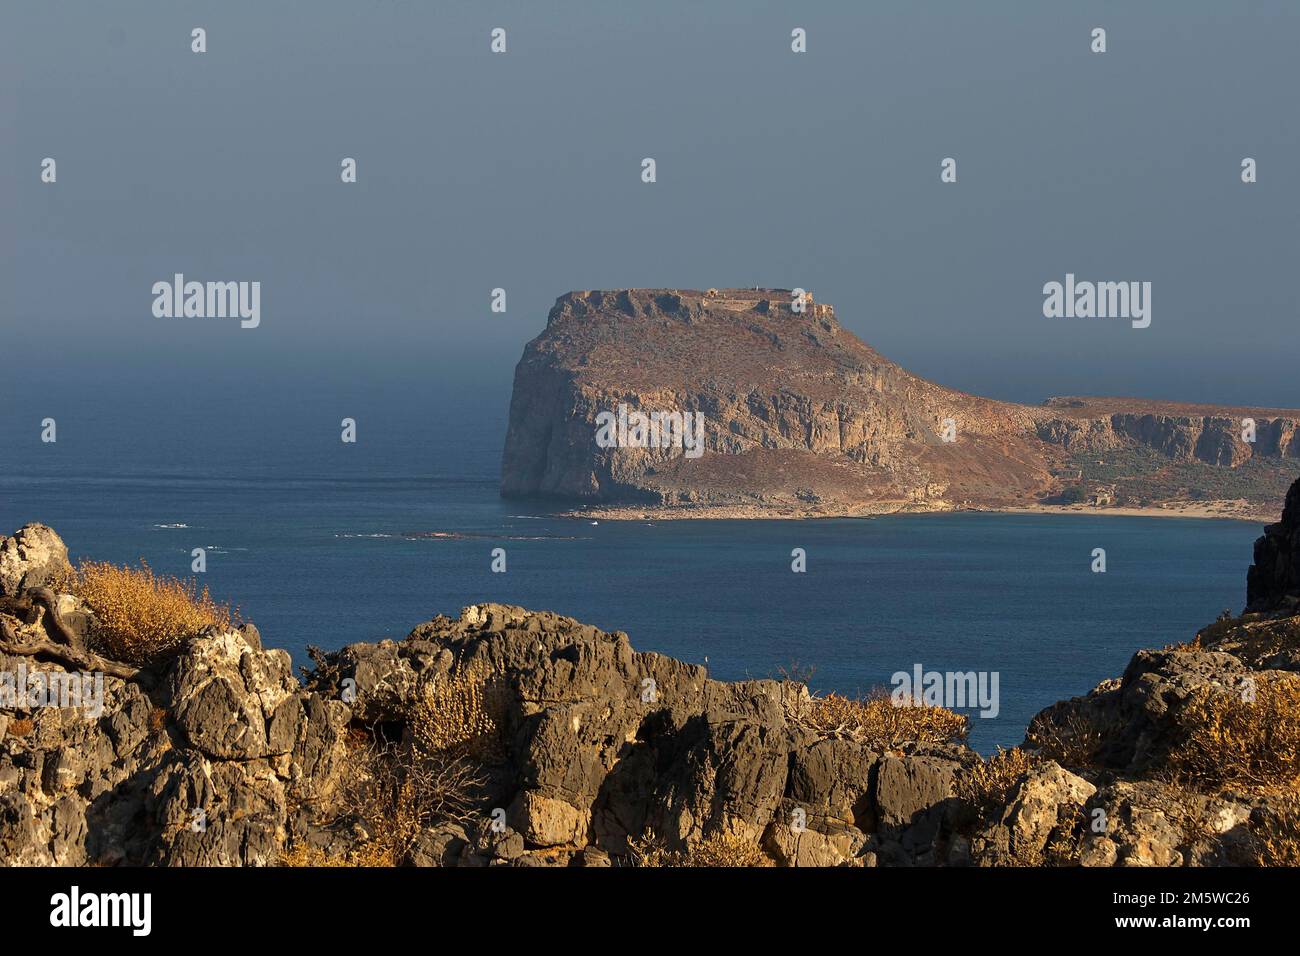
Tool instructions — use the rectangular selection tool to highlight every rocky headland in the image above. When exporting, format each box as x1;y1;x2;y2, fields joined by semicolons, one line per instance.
501;289;1300;520
2;485;1300;867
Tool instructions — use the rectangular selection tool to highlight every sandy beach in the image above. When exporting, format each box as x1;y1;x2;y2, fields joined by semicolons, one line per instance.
562;499;1274;524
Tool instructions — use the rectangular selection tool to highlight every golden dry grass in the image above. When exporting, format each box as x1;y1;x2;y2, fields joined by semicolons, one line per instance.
5;717;34;737
1168;672;1300;793
1250;795;1300;866
1025;711;1106;768
277;843;359;868
1162;633;1203;653
798;689;968;749
628;829;771;868
410;663;508;761
70;560;236;665
958;746;1041;818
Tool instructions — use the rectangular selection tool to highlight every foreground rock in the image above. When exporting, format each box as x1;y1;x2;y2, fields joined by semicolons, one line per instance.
501;288;1300;517
3;511;1300;866
0;524;70;597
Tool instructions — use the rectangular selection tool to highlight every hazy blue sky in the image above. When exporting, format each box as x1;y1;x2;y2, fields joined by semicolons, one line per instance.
3;0;1297;419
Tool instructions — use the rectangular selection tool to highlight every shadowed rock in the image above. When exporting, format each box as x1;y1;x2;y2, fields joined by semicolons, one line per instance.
1247;476;1300;612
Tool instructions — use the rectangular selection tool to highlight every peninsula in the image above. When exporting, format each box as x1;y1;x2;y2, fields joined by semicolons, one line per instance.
501;289;1300;520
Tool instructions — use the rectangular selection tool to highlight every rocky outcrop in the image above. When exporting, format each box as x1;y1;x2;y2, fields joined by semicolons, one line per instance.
0;524;352;866
0;621;353;865
0;524;70;597
4;520;1300;867
501;289;1300;516
299;604;955;863
1247;477;1300;611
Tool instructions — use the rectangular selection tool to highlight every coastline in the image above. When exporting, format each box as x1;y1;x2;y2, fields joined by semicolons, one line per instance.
559;499;1272;524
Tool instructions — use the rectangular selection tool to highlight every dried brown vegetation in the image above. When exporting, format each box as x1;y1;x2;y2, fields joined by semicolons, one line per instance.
68;560;236;666
287;662;506;867
1167;673;1300;793
627;829;772;868
147;707;168;736
410;663;509;762
796;689;968;749
958;746;1041;818
1026;711;1106;768
276;843;354;868
1249;795;1300;866
1195;614;1300;669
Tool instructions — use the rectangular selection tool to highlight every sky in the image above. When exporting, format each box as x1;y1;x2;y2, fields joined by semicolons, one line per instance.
2;0;1297;427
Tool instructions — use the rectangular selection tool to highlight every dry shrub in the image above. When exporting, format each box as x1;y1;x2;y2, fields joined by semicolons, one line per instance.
277;843;354;868
775;661;817;684
687;833;773;867
1025;711;1105;768
1197;616;1300;670
71;560;236;665
798;689;968;749
1250;796;1300;866
960;749;1093;866
628;829;771;868
410;663;508;762
344;745;432;866
625;829;673;867
1167;673;1300;793
147;707;168;736
958;746;1041;818
1163;785;1215;850
1040;805;1092;867
1162;633;1204;653
321;663;505;866
6;717;34;737
324;734;487;867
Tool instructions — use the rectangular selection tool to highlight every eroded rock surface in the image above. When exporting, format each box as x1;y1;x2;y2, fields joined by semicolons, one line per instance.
0;524;71;597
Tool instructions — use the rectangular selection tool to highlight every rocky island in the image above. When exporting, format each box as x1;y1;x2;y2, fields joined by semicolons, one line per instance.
501;289;1300;520
1;479;1299;867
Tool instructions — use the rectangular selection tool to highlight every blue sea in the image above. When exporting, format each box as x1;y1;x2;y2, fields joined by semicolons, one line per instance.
0;379;1264;753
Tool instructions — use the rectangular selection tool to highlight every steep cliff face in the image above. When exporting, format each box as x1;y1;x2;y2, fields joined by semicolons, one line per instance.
501;289;1300;515
1037;399;1300;465
1247;477;1300;612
